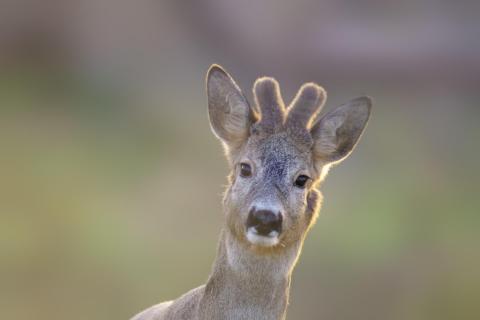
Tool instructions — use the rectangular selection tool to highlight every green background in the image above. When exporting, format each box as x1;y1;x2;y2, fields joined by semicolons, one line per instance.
1;1;479;319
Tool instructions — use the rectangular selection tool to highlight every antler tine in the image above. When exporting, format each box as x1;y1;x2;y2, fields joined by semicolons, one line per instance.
253;77;286;132
286;83;326;129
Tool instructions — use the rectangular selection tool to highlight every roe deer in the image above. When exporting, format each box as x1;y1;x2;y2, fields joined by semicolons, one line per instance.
131;64;372;320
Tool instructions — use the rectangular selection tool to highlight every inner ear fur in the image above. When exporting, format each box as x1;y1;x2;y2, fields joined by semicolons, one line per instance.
311;96;372;163
206;65;256;149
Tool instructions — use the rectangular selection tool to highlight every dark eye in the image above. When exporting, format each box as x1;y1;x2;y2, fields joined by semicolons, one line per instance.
294;175;310;188
240;163;252;178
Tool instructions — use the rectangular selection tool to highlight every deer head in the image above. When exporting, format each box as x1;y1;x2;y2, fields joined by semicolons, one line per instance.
206;65;371;253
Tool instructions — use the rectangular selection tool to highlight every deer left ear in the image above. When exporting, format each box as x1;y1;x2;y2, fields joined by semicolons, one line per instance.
311;96;372;164
206;65;256;150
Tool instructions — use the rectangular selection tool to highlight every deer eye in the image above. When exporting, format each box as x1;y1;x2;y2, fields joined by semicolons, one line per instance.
240;163;252;178
294;175;310;188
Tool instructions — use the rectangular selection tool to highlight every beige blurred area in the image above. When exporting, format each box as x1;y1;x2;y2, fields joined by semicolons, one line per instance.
1;0;479;319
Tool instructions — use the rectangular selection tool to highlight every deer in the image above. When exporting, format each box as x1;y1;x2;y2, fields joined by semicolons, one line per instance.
131;64;372;320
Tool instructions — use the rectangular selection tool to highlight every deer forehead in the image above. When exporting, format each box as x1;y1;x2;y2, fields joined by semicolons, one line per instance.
247;132;312;177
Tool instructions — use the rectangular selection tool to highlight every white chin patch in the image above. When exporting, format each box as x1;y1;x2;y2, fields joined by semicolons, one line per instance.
246;228;279;247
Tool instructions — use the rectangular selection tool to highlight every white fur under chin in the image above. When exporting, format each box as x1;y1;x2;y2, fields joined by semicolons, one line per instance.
246;228;279;247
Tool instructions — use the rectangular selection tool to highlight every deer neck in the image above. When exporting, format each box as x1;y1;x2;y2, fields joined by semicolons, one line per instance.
199;229;303;320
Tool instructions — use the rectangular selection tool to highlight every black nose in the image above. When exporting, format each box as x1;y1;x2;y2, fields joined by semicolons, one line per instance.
246;208;282;236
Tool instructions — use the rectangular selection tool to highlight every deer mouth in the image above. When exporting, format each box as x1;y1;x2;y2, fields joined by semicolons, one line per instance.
246;227;280;247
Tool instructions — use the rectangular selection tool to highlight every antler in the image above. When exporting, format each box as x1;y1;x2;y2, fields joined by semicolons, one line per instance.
253;77;286;133
286;83;326;129
252;78;327;136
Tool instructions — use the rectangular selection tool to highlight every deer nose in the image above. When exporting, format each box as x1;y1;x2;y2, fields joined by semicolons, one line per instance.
246;208;283;236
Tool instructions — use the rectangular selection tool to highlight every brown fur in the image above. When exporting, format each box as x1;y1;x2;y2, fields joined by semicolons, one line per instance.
131;65;372;320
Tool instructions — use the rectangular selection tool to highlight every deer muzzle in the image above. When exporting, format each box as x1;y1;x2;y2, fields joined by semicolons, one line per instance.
246;208;283;237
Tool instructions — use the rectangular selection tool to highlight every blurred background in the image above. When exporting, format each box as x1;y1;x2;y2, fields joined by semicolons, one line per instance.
1;0;479;319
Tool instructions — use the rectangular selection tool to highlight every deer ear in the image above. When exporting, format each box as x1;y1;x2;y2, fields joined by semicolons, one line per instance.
311;96;372;164
206;65;255;149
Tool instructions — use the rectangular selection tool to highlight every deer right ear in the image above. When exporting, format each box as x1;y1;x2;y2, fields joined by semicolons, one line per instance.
310;96;372;164
207;65;255;150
